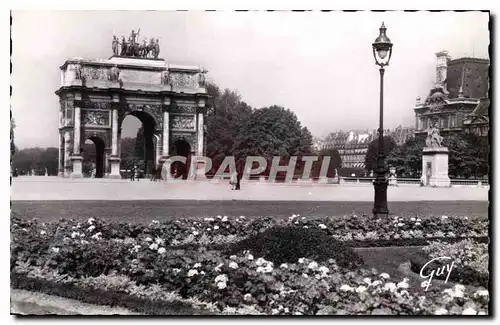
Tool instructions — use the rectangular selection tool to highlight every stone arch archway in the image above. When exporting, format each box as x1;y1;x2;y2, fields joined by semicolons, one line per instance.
170;139;192;179
120;110;158;176
83;136;106;178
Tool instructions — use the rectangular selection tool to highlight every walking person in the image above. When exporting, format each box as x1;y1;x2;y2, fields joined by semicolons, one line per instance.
130;165;135;181
230;170;237;190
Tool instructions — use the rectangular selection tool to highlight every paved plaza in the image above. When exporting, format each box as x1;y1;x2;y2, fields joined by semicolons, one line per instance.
11;176;489;202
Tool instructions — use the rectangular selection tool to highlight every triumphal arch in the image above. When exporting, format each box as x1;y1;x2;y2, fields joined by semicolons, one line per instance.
56;30;210;178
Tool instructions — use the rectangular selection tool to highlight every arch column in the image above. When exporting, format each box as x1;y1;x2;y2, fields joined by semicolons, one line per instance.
70;97;84;178
159;96;171;163
108;94;121;179
58;131;64;176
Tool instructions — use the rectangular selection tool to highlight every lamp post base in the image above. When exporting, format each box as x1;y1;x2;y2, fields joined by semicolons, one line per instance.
372;176;389;217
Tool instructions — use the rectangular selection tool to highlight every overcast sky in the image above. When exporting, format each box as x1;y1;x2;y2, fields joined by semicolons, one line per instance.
11;10;489;149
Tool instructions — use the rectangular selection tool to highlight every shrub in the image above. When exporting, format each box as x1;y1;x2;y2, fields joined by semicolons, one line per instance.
226;226;363;268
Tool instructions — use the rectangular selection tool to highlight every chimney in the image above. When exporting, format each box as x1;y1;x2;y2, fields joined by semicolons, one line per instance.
435;51;450;85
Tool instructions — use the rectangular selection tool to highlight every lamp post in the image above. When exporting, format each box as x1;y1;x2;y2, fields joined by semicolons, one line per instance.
372;22;393;218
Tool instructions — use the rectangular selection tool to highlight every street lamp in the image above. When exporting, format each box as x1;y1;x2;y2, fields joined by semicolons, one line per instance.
372;22;393;218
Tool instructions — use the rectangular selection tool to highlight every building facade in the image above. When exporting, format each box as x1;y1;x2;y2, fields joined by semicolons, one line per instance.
321;126;414;169
414;51;489;138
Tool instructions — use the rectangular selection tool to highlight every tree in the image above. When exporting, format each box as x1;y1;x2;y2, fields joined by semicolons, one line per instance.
387;136;425;177
120;137;137;170
134;127;145;162
444;133;489;178
12;147;58;175
364;136;397;173
233;105;313;158
205;83;253;172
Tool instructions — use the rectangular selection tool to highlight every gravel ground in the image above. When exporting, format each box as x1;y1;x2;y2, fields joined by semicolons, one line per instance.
11;200;489;223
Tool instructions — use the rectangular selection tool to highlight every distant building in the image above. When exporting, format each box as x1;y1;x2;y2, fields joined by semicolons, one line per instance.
321;126;415;169
414;51;489;138
312;137;325;153
463;97;490;137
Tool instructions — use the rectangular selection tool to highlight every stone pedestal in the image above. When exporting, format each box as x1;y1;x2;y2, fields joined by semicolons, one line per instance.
108;156;121;179
69;156;84;178
388;167;397;186
422;147;451;187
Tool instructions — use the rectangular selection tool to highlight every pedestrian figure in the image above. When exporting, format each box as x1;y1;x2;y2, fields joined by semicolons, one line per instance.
230;171;237;190
130;166;135;181
235;160;243;190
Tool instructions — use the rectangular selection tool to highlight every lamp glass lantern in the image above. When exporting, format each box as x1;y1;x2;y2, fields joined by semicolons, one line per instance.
372;22;393;67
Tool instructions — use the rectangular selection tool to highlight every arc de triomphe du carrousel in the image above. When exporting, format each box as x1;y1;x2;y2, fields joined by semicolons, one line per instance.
56;31;210;178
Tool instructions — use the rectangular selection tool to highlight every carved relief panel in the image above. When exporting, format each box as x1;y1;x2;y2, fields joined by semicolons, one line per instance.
169;72;199;88
171;114;196;131
82;109;111;126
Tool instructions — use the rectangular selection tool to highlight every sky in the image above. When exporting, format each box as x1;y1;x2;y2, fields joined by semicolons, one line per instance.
11;10;490;149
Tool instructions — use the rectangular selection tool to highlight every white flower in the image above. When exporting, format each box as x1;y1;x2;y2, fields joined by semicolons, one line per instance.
214;225;220;230
243;293;252;302
356;285;367;293
289;214;298;220
71;231;79;239
302;273;309;278
340;284;353;292
151;219;159;224
454;284;465;292
416;218;422;222
40;230;46;235
435;308;448;315
318;223;327;229
87;217;95;224
271;308;279;315
307;261;318;270
280;263;288;269
319;266;329;274
155;238;165;245
149;243;159;251
397;222;404;227
383;282;397;292
145;237;152;242
187;269;199;277
380;273;390;279
294;221;299;224
363;277;372;285
172;268;181;274
215;263;224;272
474;289;489;297
410;217;416;222
81;240;89;244
229;255;237;260
441;215;448;220
222;216;229;222
247;254;254;260
193;231;199;236
462;307;477;315
207;228;211;231
443;288;454;296
370;280;381;287
284;308;290;313
397;278;409;289
298;257;305;264
256;257;267;266
217;281;227;290
229;261;239;269
87;225;95;232
303;226;309;229
158;247;166;255
91;232;102;240
51;247;60;253
80;233;85;238
414;222;421;226
193;263;202;268
131;245;141;253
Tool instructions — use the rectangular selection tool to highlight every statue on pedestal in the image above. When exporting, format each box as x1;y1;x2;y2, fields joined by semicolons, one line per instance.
112;36;120;56
425;122;443;148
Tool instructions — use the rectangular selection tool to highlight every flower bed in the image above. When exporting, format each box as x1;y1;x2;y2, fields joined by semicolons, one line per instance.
11;214;490;315
410;239;489;288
